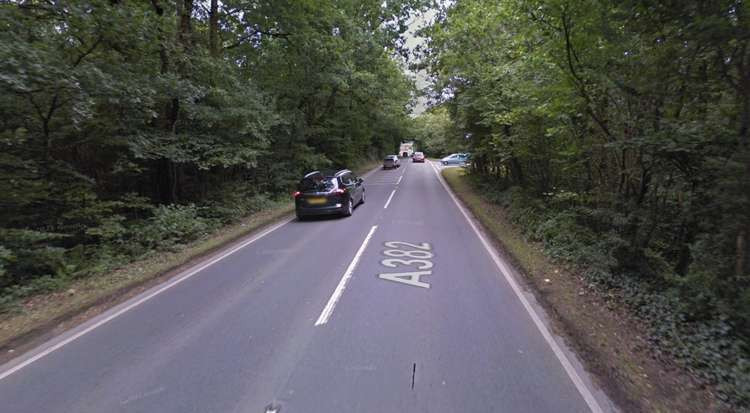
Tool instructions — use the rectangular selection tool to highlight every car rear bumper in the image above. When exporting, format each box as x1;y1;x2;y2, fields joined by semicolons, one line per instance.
296;205;345;216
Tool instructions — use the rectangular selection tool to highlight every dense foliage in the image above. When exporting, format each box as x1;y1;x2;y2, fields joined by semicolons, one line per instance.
410;106;457;156
0;0;420;307
420;0;750;406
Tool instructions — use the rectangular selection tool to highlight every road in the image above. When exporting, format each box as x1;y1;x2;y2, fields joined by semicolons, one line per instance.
0;160;610;413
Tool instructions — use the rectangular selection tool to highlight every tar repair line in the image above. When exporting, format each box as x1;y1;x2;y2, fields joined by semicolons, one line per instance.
428;161;604;413
314;225;378;326
0;217;294;381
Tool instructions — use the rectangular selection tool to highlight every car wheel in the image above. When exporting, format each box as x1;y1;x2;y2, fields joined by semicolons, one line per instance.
296;211;306;221
343;199;353;216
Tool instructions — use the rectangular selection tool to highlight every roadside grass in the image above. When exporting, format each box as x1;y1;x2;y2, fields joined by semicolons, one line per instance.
441;167;722;413
0;160;380;357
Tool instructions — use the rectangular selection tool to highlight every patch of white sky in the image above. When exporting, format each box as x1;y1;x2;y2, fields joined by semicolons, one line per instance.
401;9;437;116
401;8;437;116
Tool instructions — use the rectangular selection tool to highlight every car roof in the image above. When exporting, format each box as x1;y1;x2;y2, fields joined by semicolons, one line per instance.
303;169;351;179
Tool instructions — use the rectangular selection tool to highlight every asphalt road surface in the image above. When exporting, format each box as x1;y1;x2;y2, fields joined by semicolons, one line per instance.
0;160;612;413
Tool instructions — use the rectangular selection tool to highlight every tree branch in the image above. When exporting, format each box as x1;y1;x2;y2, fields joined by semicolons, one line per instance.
72;34;103;67
560;7;615;142
224;28;291;49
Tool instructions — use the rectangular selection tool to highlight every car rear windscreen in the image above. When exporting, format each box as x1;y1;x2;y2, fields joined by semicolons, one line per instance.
299;176;336;192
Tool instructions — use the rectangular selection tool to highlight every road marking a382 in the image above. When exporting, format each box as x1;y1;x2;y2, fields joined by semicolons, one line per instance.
378;241;433;288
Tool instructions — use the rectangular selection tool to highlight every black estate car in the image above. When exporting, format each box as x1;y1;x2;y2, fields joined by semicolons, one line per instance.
294;169;365;219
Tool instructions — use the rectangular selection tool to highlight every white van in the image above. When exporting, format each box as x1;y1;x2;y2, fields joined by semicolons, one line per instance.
399;141;414;158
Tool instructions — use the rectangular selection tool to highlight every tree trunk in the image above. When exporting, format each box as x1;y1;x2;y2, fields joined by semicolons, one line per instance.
178;0;193;46
209;0;219;57
737;229;747;278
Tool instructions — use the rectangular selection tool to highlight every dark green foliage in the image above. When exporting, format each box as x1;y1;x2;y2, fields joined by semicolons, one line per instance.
0;1;421;310
421;0;750;406
137;204;216;250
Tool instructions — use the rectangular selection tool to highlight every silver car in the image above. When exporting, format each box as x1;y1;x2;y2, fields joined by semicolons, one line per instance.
441;153;470;166
383;155;401;169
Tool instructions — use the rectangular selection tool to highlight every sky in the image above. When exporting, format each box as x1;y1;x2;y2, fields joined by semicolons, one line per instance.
402;9;437;116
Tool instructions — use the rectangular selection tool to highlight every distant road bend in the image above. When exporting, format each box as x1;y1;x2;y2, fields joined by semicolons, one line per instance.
0;161;611;413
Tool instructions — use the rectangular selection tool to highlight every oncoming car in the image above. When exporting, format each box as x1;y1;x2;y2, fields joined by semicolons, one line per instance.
412;152;425;163
383;155;401;169
294;170;365;219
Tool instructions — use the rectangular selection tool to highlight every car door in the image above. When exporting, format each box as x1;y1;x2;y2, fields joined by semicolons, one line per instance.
351;173;363;201
340;173;358;203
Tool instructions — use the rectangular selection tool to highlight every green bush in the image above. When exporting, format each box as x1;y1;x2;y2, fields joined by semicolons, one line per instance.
0;246;13;287
0;275;69;314
137;204;218;250
201;185;277;223
0;229;70;288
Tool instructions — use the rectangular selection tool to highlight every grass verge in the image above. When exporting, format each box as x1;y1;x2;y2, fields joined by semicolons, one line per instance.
441;167;724;413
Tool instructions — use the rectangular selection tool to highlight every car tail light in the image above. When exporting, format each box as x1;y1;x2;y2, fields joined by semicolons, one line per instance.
293;191;301;198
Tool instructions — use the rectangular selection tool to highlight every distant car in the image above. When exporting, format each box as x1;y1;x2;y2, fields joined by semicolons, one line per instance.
383;155;401;169
412;152;425;163
441;153;470;166
294;169;365;219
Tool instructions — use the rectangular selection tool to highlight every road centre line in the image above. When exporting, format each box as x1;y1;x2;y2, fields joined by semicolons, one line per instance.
396;175;402;185
314;225;378;326
0;216;294;382
383;189;396;209
428;160;604;413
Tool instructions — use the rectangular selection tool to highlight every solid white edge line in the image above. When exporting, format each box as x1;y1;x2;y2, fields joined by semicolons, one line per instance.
428;161;604;413
314;225;378;326
383;189;396;209
0;216;294;381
